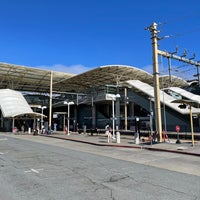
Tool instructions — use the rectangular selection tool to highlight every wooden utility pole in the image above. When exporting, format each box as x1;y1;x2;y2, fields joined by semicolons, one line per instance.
147;22;200;143
148;22;163;142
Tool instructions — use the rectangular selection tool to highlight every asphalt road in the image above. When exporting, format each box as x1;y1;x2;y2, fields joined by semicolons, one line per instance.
0;134;199;200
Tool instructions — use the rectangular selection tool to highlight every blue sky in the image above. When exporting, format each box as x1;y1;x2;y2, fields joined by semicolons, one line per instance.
0;0;200;80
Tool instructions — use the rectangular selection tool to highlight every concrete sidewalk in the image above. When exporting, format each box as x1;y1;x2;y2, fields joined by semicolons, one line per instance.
41;132;200;157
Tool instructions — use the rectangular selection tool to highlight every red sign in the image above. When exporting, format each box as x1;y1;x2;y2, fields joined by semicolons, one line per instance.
176;125;180;132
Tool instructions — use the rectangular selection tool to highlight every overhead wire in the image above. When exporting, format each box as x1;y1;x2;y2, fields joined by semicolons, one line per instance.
156;13;200;81
158;12;200;42
158;12;200;28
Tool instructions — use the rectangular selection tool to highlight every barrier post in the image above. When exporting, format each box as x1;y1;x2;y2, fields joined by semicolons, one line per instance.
162;130;166;143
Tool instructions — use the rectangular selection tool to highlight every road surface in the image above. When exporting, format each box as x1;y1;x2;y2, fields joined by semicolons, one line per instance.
0;134;199;200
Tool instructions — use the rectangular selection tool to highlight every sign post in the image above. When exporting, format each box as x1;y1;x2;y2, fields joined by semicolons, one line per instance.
171;99;196;146
176;125;181;144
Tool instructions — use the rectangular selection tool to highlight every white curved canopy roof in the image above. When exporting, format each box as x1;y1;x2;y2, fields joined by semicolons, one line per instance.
126;80;200;114
0;89;42;118
0;63;189;94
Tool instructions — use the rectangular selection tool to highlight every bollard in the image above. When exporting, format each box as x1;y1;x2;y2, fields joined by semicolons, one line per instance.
134;132;140;144
162;131;166;142
116;131;120;143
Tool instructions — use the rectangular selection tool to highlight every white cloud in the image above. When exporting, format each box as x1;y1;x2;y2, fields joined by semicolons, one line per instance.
35;64;91;74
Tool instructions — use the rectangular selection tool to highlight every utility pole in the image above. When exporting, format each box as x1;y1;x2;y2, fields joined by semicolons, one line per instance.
147;22;163;142
147;21;200;143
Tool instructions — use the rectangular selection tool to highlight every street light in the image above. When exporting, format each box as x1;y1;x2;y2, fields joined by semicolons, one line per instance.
64;101;74;135
38;105;47;132
107;94;120;139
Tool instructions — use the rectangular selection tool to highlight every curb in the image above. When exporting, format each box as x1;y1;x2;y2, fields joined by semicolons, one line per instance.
41;135;200;157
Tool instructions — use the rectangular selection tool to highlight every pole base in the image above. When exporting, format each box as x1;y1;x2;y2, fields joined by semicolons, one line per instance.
176;139;181;144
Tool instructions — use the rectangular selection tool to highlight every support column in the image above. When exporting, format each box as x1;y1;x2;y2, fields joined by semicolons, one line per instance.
74;105;78;131
92;104;96;129
189;105;194;146
115;97;120;129
124;87;128;131
0;112;3;130
49;71;53;131
12;118;15;133
130;102;134;118
115;86;120;129
63;114;66;132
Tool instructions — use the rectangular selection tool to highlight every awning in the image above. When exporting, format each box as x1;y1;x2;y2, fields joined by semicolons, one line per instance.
0;63;189;94
0;89;44;118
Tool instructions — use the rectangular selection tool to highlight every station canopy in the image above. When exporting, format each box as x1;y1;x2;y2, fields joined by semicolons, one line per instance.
0;63;189;94
0;89;43;118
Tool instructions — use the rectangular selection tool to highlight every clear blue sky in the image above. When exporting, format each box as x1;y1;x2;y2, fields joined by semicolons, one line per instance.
0;0;200;79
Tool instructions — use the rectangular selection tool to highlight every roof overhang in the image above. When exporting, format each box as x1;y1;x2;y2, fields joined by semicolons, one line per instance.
0;62;74;93
11;112;45;118
0;63;190;94
171;99;199;107
0;89;46;118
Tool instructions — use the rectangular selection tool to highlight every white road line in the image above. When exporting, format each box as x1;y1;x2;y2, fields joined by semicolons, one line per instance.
31;168;40;173
0;138;8;141
24;168;43;174
0;152;4;155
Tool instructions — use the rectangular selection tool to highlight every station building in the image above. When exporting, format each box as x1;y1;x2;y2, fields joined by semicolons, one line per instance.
0;62;200;134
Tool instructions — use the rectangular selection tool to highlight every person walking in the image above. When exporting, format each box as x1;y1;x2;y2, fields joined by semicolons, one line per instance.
105;125;112;143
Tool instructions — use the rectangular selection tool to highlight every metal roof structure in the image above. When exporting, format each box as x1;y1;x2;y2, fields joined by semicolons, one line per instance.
0;62;74;93
54;65;189;93
0;63;189;94
55;65;154;93
159;75;189;88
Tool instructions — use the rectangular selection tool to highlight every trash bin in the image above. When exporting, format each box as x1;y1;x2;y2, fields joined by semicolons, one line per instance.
116;131;120;143
134;132;140;144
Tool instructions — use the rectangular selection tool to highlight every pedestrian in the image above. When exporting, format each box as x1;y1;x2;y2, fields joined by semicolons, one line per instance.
105;125;112;143
153;131;158;142
65;126;68;134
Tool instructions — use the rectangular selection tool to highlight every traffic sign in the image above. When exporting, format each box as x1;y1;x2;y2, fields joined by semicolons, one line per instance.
176;125;180;132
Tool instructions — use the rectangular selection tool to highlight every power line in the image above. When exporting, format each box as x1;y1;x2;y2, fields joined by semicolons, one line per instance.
170;27;200;38
158;12;200;27
157;13;200;41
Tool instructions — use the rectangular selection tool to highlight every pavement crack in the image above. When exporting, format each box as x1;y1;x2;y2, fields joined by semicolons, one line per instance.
108;174;130;183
